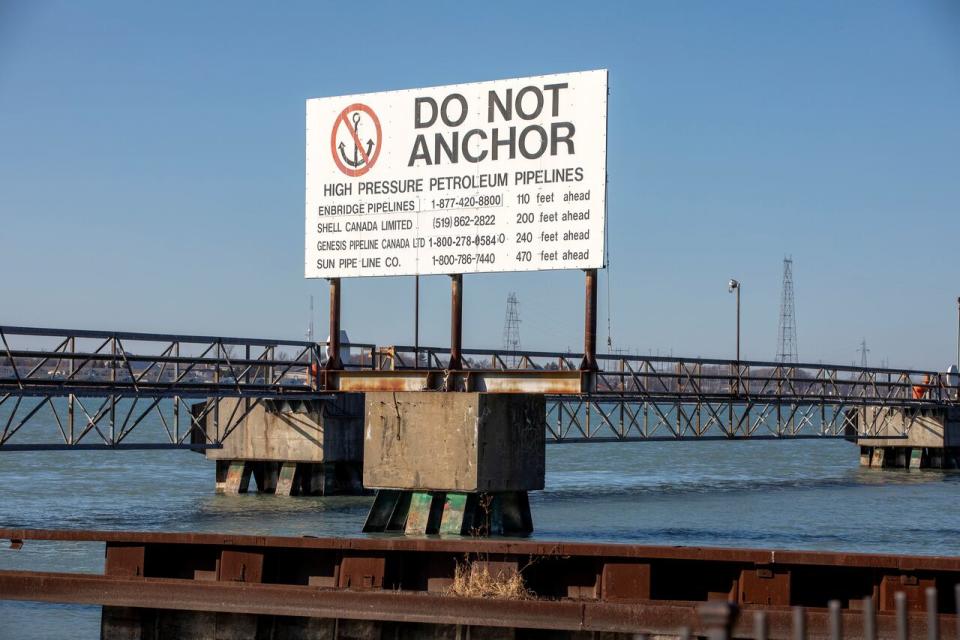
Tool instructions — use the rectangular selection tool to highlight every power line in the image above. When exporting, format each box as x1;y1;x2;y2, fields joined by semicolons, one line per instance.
776;256;798;363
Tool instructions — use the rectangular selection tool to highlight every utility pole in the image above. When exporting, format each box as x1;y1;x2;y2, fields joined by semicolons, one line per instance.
728;279;741;361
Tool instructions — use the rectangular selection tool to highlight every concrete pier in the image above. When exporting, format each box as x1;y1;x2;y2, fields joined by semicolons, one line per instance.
852;406;960;469
200;395;366;495
361;392;545;536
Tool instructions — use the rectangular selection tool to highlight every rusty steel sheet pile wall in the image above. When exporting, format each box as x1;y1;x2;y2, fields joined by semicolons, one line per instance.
1;529;960;638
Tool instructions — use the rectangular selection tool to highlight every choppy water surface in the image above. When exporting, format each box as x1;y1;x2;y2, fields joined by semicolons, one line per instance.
2;440;959;638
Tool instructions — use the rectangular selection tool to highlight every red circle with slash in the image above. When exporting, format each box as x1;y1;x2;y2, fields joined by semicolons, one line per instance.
330;103;382;177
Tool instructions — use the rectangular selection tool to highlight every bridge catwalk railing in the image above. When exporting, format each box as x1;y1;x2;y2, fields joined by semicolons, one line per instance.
1;326;956;449
381;345;958;442
0;326;375;450
381;344;957;404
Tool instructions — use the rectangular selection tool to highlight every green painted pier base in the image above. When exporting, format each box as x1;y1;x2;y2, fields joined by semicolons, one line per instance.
216;459;364;496
362;490;533;536
362;392;546;537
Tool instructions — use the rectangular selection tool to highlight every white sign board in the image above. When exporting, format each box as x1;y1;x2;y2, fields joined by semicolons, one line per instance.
305;70;607;278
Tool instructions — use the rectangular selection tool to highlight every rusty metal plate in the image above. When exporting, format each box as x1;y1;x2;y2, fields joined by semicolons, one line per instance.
334;371;433;393
219;550;264;583
2;527;960;575
3;569;960;637
338;556;385;590
879;574;935;612
104;543;145;578
738;568;790;606
471;371;584;394
600;562;650;602
471;560;519;583
332;370;584;395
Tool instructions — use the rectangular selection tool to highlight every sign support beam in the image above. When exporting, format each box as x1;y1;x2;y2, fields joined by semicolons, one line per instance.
580;269;599;371
325;278;342;372
449;274;463;371
414;276;420;370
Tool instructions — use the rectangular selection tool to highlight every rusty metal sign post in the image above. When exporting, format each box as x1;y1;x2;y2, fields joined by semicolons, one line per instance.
449;274;463;373
320;277;343;391
580;268;599;372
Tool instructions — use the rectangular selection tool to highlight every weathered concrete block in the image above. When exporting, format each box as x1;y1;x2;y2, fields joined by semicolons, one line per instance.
204;395;363;463
363;392;545;492
856;406;960;449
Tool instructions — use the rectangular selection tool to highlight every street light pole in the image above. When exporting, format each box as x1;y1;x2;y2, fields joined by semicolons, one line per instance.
728;279;741;361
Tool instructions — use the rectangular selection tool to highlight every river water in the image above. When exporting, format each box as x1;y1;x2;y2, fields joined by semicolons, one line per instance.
2;440;959;638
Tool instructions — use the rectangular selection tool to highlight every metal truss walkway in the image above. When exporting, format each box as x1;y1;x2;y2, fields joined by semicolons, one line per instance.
1;326;956;450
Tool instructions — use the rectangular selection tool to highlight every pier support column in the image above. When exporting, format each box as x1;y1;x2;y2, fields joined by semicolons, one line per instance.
852;407;960;470
203;395;365;496
871;447;885;468
221;461;252;494
361;392;545;536
909;447;923;469
274;462;298;496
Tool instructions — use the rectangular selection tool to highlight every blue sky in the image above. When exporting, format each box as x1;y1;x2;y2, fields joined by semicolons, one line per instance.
1;1;958;368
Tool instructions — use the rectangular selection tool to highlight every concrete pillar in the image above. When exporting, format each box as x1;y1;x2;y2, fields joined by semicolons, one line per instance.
361;392;545;536
274;462;298;496
859;446;872;467
855;406;960;471
223;461;253;494
909;448;923;470
201;395;365;496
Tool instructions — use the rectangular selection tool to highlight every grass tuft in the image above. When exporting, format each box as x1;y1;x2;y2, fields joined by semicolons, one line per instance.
447;560;532;600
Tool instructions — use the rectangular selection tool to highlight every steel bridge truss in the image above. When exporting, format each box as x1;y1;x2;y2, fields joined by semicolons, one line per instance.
1;327;956;450
382;346;958;443
0;326;375;451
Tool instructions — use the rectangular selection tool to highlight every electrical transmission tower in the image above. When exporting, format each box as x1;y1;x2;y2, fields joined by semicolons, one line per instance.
776;256;799;363
858;338;870;368
503;292;522;366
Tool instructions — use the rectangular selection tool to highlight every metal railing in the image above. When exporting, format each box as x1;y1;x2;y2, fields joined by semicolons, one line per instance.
0;325;375;450
383;344;957;404
382;345;959;443
2;326;956;449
